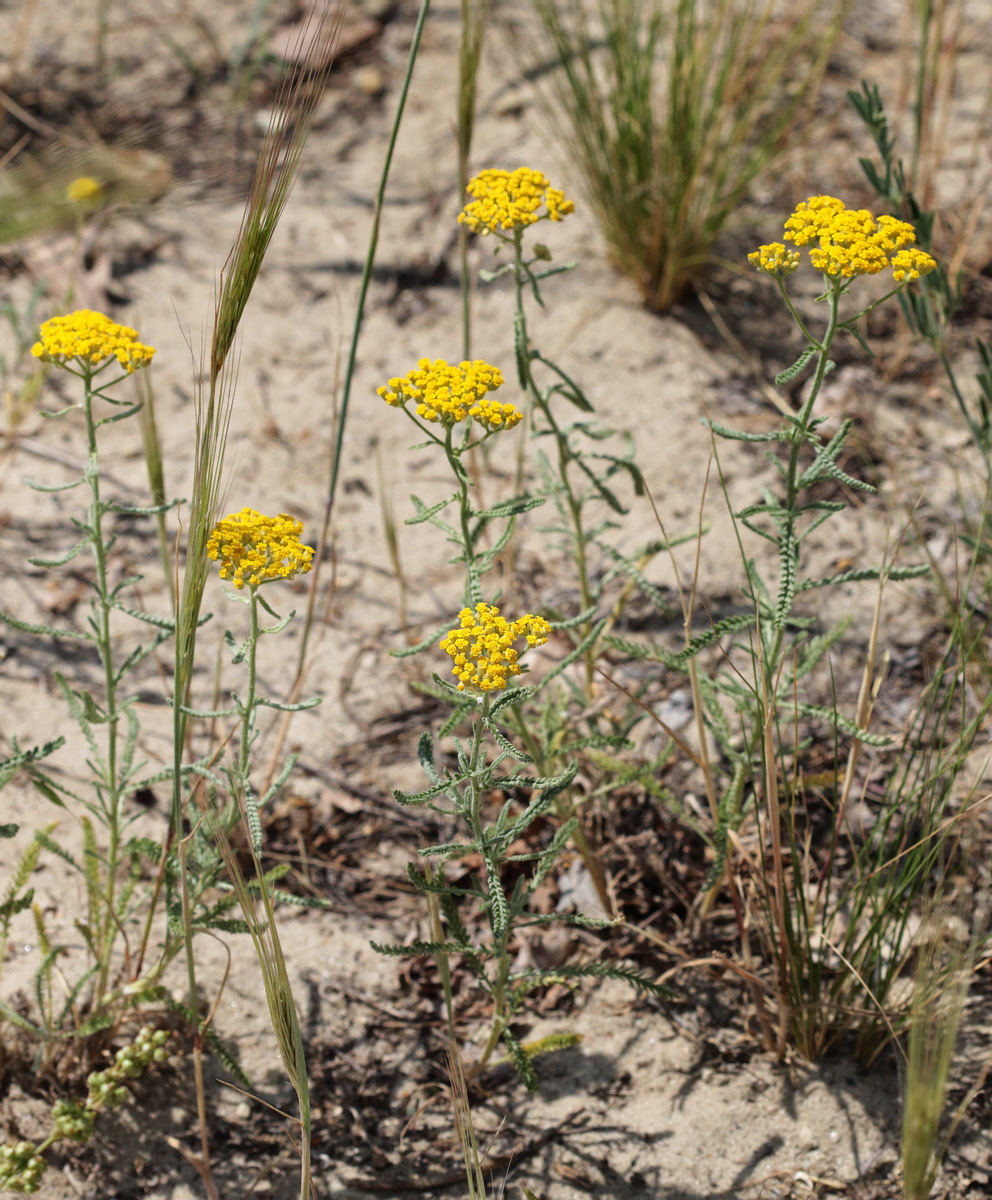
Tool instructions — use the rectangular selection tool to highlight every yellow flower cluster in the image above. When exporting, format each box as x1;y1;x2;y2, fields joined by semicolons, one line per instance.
32;310;155;374
207;508;314;590
66;176;103;204
747;242;800;275
890;249;935;282
439;603;551;693
377;358;521;431
458;167;575;235
751;195;937;282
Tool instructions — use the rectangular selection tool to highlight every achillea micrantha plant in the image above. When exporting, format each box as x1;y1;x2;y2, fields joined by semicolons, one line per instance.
1;310;170;1028
198;507;319;1198
375;601;671;1089
656;195;936;1060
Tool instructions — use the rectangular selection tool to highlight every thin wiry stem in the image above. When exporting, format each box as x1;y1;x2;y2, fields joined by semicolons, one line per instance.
296;0;432;672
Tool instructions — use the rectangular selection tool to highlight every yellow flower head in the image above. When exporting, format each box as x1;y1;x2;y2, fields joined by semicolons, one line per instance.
66;176;103;204
761;195;938;283
439;603;551;693
891;247;937;282
207;508;314;590
31;310;155;374
377;358;521;431
782;195;847;246
458;167;575;235
748;242;800;276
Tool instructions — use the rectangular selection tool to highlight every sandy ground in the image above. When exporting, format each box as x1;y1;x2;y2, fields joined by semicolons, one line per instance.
1;0;992;1197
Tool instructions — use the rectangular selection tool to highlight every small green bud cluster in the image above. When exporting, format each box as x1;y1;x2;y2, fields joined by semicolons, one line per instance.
0;1142;46;1193
87;1025;170;1106
0;1026;171;1190
51;1099;95;1144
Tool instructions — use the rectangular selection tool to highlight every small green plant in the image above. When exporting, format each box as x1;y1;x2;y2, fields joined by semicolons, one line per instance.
530;0;847;311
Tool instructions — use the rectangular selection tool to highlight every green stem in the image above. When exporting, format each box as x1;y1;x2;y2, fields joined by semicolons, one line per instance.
445;428;481;605
764;278;840;678
478;945;509;1068
754;278;841;1050
83;370;122;1003
241;591;260;782
511;237;595;694
295;0;432;672
462;700;510;1066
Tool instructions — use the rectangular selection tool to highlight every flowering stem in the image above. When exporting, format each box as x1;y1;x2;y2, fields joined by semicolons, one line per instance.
754;278;841;1052
460;701;511;1067
511;238;596;695
241;591;261;783
458;700;510;1065
445;428;482;605
82;366;123;1003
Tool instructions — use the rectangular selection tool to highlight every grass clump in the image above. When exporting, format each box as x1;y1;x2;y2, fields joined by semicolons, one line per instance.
531;0;847;311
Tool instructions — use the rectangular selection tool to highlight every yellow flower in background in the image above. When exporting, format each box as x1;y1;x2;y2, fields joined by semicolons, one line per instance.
440;603;551;693
747;243;800;276
754;195;938;283
31;310;155;373
377;358;520;430
66;176;103;204
458;167;575;235
207;508;314;590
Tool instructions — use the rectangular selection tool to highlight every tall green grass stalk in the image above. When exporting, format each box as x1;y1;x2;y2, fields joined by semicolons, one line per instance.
457;0;492;359
207;808;314;1200
170;2;345;1185
531;0;847;310
901;918;972;1200
294;0;432;679
134;368;175;613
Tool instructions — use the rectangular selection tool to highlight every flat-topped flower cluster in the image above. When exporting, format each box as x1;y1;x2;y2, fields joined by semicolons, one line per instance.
440;603;551;694
32;310;156;374
207;508;314;590
377;358;520;431
458;167;574;235
749;195;936;282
